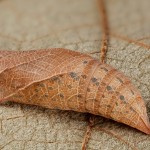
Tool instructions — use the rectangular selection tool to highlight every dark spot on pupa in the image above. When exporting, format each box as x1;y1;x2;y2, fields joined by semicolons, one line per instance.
131;90;134;95
109;91;114;94
115;91;120;95
77;94;82;98
67;85;72;89
35;89;39;92
34;94;38;97
48;87;53;90
107;86;112;91
91;77;97;82
70;72;77;78
102;94;105;98
101;82;106;86
59;74;63;77
115;102;118;106
123;101;127;104
112;95;116;99
106;105;111;108
51;76;59;81
87;88;90;92
44;94;49;97
69;72;80;81
81;75;87;79
95;82;99;86
120;95;125;101
74;76;80;81
95;99;99;102
116;77;123;83
52;98;56;101
57;79;61;84
101;67;108;72
111;111;115;114
38;83;45;87
59;93;64;99
130;107;135;112
83;61;88;64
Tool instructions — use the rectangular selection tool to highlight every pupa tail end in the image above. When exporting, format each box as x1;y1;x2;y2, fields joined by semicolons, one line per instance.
138;116;150;135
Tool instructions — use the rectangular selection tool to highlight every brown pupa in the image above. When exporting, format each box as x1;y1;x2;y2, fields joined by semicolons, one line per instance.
0;48;150;134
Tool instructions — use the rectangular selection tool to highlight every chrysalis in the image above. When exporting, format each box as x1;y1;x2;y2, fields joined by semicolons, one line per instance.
0;48;150;134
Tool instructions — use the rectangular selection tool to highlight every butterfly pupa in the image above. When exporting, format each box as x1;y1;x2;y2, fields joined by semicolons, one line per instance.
0;48;150;134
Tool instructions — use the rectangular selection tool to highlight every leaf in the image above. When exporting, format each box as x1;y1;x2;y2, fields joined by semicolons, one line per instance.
0;0;150;150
